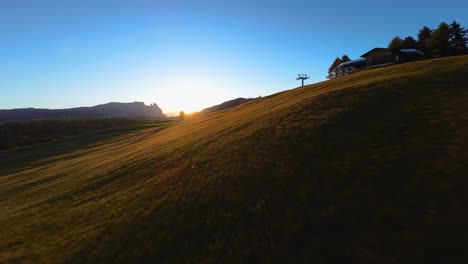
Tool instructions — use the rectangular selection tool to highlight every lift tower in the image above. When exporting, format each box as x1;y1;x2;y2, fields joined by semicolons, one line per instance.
296;74;309;87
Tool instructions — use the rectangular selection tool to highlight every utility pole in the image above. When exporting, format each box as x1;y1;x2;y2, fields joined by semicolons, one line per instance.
296;74;310;87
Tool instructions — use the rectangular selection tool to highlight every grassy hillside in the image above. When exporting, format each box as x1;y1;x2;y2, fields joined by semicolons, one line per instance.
0;118;171;151
1;56;467;263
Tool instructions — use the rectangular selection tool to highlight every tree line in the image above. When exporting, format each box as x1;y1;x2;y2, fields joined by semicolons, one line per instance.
328;20;467;79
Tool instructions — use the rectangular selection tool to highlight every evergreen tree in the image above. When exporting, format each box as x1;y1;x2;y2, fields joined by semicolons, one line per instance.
341;55;351;62
417;26;432;54
340;55;352;75
448;20;467;55
388;36;404;50
327;57;342;79
402;36;417;48
429;22;450;57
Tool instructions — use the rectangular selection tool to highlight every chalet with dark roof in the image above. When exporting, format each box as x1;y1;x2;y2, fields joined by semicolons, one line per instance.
336;47;425;76
361;48;396;66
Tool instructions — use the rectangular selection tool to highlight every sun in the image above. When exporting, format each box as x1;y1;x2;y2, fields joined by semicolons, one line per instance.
153;66;231;114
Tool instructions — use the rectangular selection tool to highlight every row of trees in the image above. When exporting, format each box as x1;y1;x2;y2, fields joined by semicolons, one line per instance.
327;55;350;79
388;21;467;57
327;20;467;79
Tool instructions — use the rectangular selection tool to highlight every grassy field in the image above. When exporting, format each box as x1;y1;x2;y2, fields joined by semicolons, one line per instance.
1;56;467;263
0;118;170;151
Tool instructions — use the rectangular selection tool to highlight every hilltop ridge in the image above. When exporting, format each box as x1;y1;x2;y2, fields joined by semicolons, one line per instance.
200;97;256;114
0;101;166;122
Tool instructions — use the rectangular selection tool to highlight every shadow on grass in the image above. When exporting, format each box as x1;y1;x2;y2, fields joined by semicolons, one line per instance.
0;121;174;176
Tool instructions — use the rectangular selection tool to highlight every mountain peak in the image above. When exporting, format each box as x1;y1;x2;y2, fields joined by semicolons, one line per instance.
0;102;166;122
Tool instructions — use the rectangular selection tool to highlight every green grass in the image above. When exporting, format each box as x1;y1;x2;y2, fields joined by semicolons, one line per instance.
1;56;467;263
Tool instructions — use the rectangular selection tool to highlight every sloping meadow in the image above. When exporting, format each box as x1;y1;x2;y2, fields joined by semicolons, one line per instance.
1;56;467;263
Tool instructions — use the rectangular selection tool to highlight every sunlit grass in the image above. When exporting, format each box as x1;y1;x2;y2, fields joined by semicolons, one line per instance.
0;56;467;263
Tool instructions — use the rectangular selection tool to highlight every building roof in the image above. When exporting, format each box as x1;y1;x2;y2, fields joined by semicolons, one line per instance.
338;58;366;68
360;48;390;58
361;47;425;58
399;49;424;56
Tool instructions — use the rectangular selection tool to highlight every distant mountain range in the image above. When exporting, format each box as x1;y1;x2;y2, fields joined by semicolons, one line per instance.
201;97;256;114
0;102;166;122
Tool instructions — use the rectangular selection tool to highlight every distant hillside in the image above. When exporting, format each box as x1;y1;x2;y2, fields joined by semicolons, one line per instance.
201;97;255;114
0;102;166;122
1;56;467;263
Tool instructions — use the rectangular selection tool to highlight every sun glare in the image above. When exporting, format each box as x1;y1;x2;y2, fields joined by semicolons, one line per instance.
154;66;231;114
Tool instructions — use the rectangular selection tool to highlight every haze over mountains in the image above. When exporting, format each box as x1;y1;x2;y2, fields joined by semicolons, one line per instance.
0;102;166;122
0;97;263;122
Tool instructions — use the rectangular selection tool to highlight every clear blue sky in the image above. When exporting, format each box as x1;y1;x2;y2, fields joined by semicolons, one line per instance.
1;0;467;113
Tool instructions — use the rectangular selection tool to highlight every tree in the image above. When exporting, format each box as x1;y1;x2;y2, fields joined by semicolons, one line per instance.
429;22;450;57
179;111;186;120
340;55;353;75
449;20;467;55
327;57;342;79
341;55;351;62
417;26;432;54
388;36;404;50
402;36;417;48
